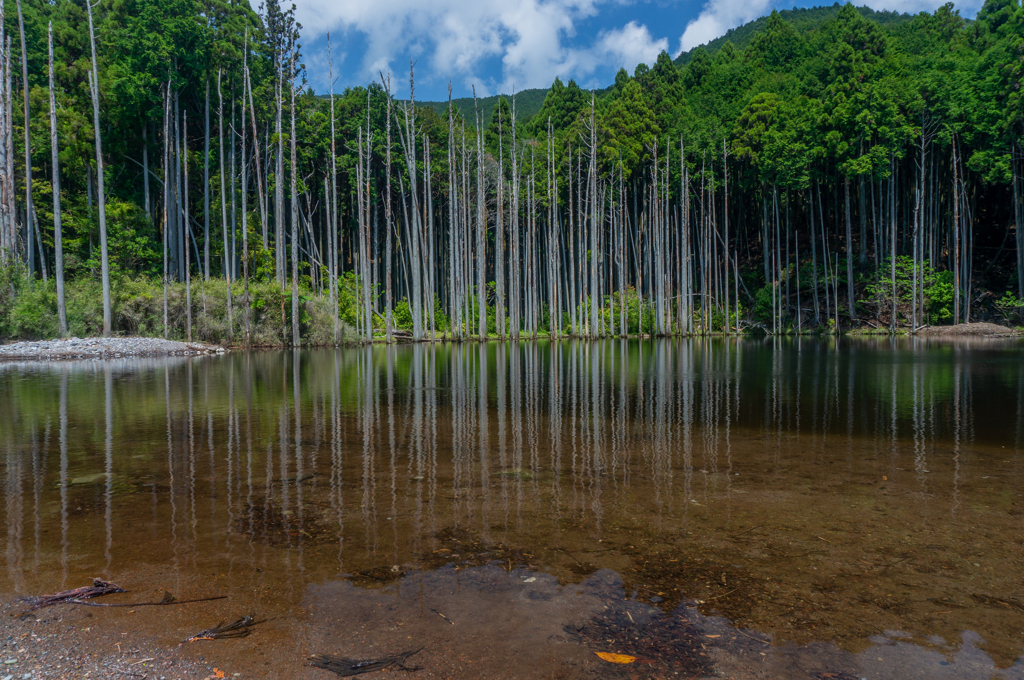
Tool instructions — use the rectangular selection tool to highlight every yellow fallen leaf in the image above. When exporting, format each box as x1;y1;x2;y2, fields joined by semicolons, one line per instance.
595;652;637;664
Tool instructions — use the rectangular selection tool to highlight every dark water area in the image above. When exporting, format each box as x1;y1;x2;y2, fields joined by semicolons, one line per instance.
2;338;1023;679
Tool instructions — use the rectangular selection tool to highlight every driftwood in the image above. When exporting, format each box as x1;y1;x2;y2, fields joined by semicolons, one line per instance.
21;578;125;610
306;647;423;676
68;592;228;608
183;616;260;643
20;580;226;611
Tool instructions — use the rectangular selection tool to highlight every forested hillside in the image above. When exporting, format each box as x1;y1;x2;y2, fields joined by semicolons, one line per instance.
0;0;1021;343
673;4;915;65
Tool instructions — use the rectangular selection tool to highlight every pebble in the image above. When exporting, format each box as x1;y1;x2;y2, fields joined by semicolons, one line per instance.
0;337;227;361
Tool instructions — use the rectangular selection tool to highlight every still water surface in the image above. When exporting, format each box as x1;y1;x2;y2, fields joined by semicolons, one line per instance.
2;338;1023;679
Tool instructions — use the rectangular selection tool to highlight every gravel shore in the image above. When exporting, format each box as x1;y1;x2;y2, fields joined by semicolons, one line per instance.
0;338;227;361
918;322;1022;337
1;604;229;680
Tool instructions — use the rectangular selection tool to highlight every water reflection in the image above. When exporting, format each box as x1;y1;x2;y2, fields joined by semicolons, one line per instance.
1;338;1022;673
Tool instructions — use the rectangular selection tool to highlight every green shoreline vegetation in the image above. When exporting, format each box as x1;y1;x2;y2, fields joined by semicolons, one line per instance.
0;1;1022;345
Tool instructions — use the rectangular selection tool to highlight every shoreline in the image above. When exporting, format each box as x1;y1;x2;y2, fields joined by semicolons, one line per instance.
2;322;1019;362
0;337;228;362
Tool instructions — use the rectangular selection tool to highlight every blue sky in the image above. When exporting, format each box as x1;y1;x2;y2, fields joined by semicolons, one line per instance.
292;0;981;102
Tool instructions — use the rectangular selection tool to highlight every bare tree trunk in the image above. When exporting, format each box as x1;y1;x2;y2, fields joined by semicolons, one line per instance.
229;84;236;280
952;141;960;324
0;12;8;260
474;90;486;340
844;176;855;321
328;33;339;344
275;41;284;285
204;77;210;280
4;31;14;261
588;94;598;337
86;0;112;336
15;0;33;276
48;22;66;336
241;44;252;344
890;154;896;333
184;112;192;342
404;63;423;340
858;170;867;266
143;123;150;220
162;85;169;338
809;188;819;324
243;32;267;251
289;43;299;347
722;139;730;333
425;136;436;339
510;91;520;340
171;86;181;280
384;75;393;343
496;106;505;338
217;69;232;339
567;144;576;334
1015;145;1024;300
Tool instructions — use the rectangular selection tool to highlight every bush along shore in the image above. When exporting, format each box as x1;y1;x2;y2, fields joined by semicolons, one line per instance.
1;265;354;347
3;262;1022;347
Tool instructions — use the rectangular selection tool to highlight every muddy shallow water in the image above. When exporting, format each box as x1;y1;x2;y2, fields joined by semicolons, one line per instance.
1;338;1023;679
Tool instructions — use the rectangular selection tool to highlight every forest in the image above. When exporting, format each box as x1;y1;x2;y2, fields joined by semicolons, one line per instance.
0;0;1021;344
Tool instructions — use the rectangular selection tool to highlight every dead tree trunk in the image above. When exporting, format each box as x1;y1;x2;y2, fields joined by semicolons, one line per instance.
289;42;299;347
48;22;66;336
204;77;210;280
328;33;339;344
15;0;33;276
217;69;232;338
86;0;112;336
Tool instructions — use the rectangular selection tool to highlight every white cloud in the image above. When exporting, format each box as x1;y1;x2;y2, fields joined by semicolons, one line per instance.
594;21;669;75
294;0;666;95
677;0;773;53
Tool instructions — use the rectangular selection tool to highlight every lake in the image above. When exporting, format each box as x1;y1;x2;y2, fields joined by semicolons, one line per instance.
2;338;1023;679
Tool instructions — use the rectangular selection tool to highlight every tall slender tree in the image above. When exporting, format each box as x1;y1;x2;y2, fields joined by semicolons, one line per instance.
48;22;65;336
86;0;111;336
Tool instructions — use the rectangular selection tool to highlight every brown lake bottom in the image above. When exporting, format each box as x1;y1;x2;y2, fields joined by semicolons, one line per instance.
1;338;1023;679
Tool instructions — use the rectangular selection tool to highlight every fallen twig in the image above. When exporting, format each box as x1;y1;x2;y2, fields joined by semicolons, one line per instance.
734;629;770;644
183;616;261;643
707;587;741;601
730;525;765;539
307;647;423;676
431;608;454;626
21;578;125;610
69;594;227;608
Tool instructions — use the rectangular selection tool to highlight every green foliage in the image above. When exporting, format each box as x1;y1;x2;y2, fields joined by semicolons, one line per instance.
927;270;955;322
0;264;355;345
8;279;59;340
993;291;1024;325
864;257;955;326
753;285;774;323
601;80;659;177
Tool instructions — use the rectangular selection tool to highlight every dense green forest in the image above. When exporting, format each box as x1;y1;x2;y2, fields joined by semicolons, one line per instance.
0;0;1021;343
